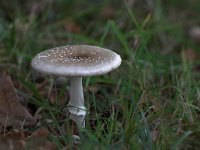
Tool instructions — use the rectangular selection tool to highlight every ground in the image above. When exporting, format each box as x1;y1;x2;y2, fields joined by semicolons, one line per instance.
0;0;200;149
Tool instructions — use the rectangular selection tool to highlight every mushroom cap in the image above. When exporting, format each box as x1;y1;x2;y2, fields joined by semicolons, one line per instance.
31;45;122;76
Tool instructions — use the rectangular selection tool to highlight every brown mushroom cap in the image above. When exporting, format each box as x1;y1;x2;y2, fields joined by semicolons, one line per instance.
31;45;122;76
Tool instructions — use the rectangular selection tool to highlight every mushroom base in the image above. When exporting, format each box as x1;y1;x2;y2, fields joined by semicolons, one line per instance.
67;105;86;128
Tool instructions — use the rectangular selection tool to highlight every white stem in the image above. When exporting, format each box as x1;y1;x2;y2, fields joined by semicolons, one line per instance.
69;77;84;107
67;77;86;128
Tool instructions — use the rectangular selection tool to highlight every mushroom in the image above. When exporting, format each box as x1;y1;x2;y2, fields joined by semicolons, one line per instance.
31;45;121;128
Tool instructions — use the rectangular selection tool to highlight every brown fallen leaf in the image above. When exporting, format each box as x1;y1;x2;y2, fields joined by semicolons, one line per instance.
181;48;198;62
0;128;57;150
62;145;78;150
100;6;116;20
86;85;100;94
150;130;158;142
26;127;57;150
0;130;26;150
188;26;200;43
64;20;81;34
0;73;37;127
30;127;49;138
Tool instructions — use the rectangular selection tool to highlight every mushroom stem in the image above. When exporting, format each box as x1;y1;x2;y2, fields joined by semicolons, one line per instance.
67;77;86;128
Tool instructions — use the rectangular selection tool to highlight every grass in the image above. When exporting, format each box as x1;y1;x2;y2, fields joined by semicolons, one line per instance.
1;0;200;149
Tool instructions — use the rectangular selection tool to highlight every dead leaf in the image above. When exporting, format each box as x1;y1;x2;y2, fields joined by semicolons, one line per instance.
30;127;49;138
26;127;57;150
0;128;57;150
86;85;99;94
188;26;200;43
127;0;139;7
64;20;81;34
150;130;158;142
26;0;53;17
100;6;116;19
182;48;198;62
0;130;26;150
0;74;37;127
62;145;78;150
